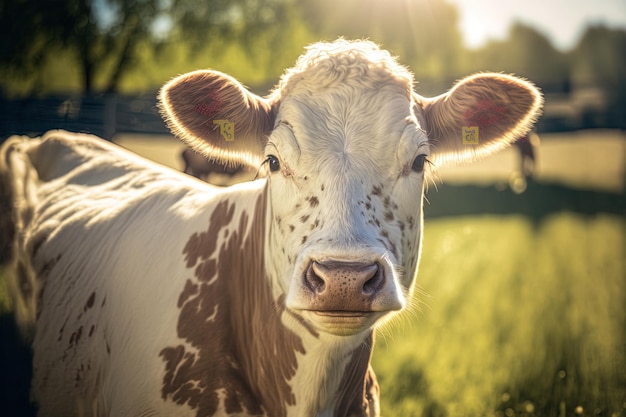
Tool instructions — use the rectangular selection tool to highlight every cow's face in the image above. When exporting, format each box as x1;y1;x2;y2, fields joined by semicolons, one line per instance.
159;40;542;337
263;69;427;336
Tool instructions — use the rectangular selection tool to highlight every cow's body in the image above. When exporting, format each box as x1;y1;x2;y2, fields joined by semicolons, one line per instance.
1;40;542;417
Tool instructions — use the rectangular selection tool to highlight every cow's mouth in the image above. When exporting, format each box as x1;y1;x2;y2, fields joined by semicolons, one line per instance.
306;310;383;336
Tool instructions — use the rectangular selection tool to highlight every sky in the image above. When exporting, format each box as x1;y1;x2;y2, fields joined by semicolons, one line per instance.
446;0;626;50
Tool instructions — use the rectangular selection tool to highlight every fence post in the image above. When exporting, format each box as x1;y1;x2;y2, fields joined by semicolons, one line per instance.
103;93;117;140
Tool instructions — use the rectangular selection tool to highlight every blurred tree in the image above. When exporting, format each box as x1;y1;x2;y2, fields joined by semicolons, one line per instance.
571;25;626;90
465;22;569;89
0;0;164;94
0;0;294;95
570;25;626;127
164;0;302;84
297;0;463;89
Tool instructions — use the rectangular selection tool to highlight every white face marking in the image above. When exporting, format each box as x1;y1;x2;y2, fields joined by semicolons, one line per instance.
264;77;430;334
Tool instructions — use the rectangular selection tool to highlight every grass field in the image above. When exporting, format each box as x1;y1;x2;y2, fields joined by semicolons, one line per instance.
373;213;625;417
1;130;624;416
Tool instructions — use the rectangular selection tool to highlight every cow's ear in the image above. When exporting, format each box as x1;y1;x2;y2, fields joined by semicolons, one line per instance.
414;73;543;166
159;70;276;168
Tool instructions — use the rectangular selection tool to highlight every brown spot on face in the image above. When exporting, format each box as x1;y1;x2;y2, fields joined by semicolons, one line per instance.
308;196;319;208
69;326;83;347
300;214;310;223
384;211;394;222
58;317;68;342
84;292;96;312
160;191;304;417
289;224;295;232
371;186;382;196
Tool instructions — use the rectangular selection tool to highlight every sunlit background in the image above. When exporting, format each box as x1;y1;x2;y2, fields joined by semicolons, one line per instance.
0;1;624;416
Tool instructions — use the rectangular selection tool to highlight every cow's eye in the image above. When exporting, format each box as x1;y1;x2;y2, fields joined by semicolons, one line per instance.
266;155;281;172
411;154;428;173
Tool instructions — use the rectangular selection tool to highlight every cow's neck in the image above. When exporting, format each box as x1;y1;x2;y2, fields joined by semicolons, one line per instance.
231;300;375;415
287;329;376;416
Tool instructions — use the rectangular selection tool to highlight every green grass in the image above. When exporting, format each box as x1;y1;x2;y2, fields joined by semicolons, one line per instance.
374;213;625;417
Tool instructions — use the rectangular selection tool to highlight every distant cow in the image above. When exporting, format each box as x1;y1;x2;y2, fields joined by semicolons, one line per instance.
513;130;540;178
181;147;250;184
0;40;542;416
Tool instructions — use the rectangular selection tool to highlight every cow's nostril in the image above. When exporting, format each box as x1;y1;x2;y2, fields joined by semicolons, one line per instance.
305;262;326;293
362;264;384;295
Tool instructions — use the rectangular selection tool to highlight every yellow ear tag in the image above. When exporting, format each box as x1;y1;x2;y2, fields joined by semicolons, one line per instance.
462;126;479;145
213;120;235;142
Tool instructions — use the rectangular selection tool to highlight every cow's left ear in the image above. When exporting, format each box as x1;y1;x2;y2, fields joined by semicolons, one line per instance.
159;70;276;168
414;73;543;165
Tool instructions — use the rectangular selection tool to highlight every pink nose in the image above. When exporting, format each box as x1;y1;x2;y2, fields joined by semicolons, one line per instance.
303;261;385;311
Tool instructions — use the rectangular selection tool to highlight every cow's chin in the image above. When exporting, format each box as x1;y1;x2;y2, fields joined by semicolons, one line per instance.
304;310;385;337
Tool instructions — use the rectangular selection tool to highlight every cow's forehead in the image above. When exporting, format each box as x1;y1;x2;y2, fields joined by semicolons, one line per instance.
271;85;424;178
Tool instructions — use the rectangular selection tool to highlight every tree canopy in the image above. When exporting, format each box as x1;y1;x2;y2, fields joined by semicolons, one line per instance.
0;0;624;100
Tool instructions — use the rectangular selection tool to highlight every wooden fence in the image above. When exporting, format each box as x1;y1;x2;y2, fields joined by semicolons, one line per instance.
0;93;169;141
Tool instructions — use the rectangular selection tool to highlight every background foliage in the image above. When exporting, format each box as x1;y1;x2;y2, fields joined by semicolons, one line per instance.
0;0;625;101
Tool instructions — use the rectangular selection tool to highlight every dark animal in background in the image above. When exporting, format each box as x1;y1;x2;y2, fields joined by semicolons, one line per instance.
181;147;248;184
513;131;540;178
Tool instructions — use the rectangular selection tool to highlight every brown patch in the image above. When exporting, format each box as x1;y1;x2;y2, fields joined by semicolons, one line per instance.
160;191;305;417
84;292;96;312
407;216;415;230
371;186;382;196
334;332;379;417
308;196;319;208
300;214;310;223
285;308;319;338
69;326;83;348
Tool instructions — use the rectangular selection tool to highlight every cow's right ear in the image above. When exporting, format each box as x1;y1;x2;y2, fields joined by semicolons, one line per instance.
159;70;276;168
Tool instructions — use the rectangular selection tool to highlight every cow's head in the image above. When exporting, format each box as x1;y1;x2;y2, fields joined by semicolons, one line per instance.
160;39;542;337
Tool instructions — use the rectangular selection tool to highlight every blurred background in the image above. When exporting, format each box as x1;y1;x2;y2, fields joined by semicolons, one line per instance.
0;1;624;416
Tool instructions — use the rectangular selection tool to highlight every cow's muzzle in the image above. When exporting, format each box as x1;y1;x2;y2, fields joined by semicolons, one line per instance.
290;260;404;336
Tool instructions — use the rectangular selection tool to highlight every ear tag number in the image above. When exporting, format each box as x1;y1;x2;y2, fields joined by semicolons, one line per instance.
462;126;479;145
213;120;235;142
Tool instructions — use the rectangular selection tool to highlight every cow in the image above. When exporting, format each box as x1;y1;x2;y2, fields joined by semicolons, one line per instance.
0;39;543;417
181;147;251;185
